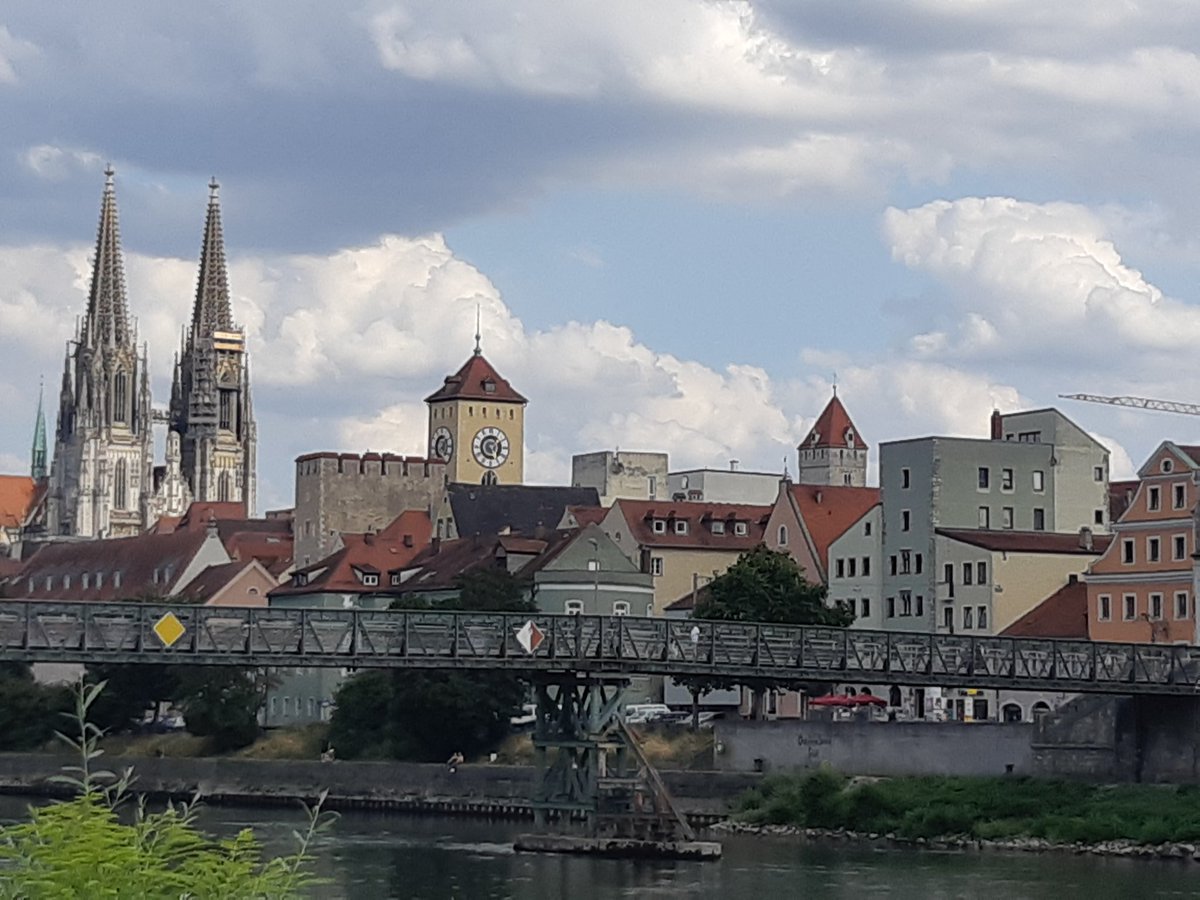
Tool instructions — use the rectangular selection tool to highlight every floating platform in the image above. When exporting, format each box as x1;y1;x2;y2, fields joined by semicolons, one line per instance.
513;833;722;860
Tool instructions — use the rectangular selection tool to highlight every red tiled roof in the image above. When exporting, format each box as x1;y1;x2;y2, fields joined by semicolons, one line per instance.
394;530;576;594
936;528;1112;555
1174;445;1200;467
12;530;217;601
0;475;37;529
613;499;770;550
565;505;608;528
271;511;431;597
174;560;262;604
1107;480;1139;524
800;395;866;451
425;353;527;404
1001;576;1088;639
176;502;250;530
789;484;880;571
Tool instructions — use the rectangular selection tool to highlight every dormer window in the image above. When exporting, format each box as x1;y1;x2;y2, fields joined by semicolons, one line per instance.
294;573;308;587
361;573;379;587
674;520;688;535
846;429;855;448
483;379;496;394
734;522;748;536
810;432;820;445
711;520;726;535
652;519;667;534
391;573;403;586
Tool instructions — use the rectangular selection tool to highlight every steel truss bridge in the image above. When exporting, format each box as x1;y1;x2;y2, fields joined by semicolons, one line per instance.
3;600;1199;696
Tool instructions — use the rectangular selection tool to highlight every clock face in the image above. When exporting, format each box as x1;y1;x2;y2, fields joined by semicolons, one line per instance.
472;426;510;469
431;426;454;461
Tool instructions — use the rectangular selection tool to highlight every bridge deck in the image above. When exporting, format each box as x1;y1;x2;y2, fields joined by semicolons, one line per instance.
1;601;1198;695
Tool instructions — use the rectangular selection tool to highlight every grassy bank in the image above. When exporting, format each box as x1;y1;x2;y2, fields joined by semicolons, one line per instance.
735;770;1200;845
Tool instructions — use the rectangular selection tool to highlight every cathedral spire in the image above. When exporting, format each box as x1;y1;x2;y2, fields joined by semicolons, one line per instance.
473;303;482;356
190;177;234;343
83;165;132;349
31;380;47;481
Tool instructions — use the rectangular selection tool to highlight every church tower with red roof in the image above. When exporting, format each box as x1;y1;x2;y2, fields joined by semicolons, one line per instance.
424;327;527;486
797;391;867;488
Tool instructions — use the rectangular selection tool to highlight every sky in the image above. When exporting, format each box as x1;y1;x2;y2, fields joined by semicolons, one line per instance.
4;1;1200;511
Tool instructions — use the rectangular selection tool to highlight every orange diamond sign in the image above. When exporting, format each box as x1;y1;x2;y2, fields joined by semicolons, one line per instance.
153;612;186;648
516;620;545;655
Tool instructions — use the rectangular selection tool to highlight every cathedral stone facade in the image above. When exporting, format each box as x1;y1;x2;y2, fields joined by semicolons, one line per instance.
47;170;256;539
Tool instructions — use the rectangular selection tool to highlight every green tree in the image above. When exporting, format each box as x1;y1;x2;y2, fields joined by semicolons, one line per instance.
329;569;533;761
83;664;181;734
687;545;854;719
0;667;71;751
172;667;266;753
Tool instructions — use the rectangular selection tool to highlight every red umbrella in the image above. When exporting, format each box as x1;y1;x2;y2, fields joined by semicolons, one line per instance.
808;695;855;707
848;694;887;707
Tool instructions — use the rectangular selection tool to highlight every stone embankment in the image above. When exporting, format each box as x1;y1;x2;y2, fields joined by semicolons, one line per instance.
712;820;1200;862
0;754;755;827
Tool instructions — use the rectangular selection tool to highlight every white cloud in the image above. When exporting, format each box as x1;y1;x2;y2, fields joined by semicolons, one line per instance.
20;144;103;181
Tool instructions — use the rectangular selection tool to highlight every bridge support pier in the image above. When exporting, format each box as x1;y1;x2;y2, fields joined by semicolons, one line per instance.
527;673;699;847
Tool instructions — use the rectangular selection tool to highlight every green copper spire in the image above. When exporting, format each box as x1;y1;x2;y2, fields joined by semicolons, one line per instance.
31;379;47;480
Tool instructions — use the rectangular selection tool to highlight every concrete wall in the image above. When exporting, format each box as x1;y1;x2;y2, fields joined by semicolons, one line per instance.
666;469;780;505
714;719;1034;777
571;451;668;506
827;505;883;628
293;453;445;566
0;755;757;818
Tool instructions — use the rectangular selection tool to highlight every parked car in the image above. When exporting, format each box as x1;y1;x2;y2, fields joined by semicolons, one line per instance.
623;703;672;724
510;703;537;730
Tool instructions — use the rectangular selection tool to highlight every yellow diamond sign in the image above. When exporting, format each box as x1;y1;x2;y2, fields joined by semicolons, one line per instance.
153;612;186;648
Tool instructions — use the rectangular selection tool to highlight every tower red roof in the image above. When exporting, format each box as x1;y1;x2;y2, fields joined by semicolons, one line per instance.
800;394;865;450
425;352;526;404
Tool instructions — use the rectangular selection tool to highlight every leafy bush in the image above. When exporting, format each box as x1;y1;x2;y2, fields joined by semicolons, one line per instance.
0;681;334;899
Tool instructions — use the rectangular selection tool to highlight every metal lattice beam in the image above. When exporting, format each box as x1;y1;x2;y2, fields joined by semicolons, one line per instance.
0;601;1199;695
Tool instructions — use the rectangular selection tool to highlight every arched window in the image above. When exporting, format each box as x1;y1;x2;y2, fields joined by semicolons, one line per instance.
482;471;498;486
113;459;128;510
113;372;128;423
778;525;788;545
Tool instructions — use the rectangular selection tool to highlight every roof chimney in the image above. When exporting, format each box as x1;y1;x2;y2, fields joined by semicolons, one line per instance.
990;408;1003;440
1078;526;1094;552
729;459;739;472
430;537;441;555
403;534;414;548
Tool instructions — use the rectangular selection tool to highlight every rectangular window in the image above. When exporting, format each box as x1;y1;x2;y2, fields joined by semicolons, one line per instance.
1148;486;1161;511
915;595;924;617
1123;539;1135;564
901;468;911;489
889;555;898;576
1001;468;1013;491
978;506;990;529
1032;508;1045;531
848;557;857;577
734;522;748;536
901;591;912;616
613;601;631;616
976;561;987;585
914;553;923;574
943;607;953;630
977;606;988;630
650;557;664;577
652;519;666;534
1176;591;1189;620
901;509;911;532
711;520;725;534
1094;465;1105;482
1175;484;1187;509
587;559;600;571
1098;594;1111;621
845;598;856;617
963;607;974;629
963;562;973;586
836;558;845;578
1002;507;1014;529
1148;537;1161;562
978;467;990;490
861;557;870;576
674;519;688;535
864;521;872;536
1019;430;1041;442
886;597;896;618
1174;535;1186;561
1123;594;1136;621
219;389;234;430
565;600;584;615
901;550;911;574
1094;509;1104;525
944;563;955;598
1032;470;1045;492
861;597;871;617
648;476;657;498
1150;593;1164;620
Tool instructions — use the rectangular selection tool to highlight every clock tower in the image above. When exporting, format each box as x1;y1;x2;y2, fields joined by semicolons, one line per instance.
425;338;527;485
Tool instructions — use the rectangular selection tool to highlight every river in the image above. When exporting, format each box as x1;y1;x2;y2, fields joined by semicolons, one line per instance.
1;797;1197;898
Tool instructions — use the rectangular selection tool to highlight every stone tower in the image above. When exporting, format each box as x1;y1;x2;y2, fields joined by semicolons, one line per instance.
797;391;867;488
169;179;257;513
46;168;155;537
30;383;47;481
425;333;526;486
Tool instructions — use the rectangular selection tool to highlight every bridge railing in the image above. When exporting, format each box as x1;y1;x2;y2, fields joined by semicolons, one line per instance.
0;600;1197;694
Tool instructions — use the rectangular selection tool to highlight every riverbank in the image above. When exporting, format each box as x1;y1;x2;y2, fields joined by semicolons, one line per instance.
0;753;751;825
728;770;1200;860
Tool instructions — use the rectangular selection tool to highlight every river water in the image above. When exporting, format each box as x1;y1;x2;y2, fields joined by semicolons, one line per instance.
2;797;1197;898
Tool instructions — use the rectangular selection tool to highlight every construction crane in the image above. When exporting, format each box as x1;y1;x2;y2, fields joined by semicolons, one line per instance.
1059;394;1200;418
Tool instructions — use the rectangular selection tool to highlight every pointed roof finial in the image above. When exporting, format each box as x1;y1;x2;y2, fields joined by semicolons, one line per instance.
832;372;838;397
31;378;48;481
209;176;219;196
473;303;482;356
104;163;114;185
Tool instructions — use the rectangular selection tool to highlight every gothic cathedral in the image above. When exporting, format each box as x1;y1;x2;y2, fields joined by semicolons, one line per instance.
47;170;256;538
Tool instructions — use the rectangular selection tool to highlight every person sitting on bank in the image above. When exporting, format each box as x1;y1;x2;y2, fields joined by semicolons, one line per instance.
447;751;465;773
